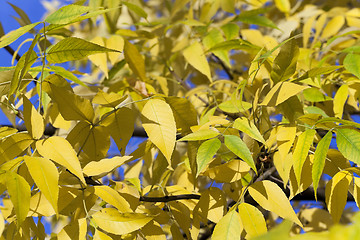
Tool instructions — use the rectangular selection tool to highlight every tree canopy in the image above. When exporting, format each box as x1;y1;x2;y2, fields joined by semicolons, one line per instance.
0;0;360;239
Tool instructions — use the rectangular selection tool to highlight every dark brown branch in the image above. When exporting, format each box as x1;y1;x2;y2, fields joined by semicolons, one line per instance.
140;194;201;202
211;54;234;80
4;45;21;62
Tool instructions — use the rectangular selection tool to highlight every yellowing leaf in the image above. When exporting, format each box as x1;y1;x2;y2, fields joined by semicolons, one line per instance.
196;138;221;177
205;160;250;183
92;208;153;235
106;35;124;65
57;218;87;240
24;156;59;214
49;84;94;122
23;95;44;139
178;129;220;141
274;0;290;13
183;41;212;82
325;170;352;223
218;99;252;113
224;135;257;174
124;39;147;82
211;210;242;240
233;117;265;144
94;229;112;240
88;37;108;78
0;212;4;236
47;37;119;64
122;1;148;18
0;22;40;49
337;128;360;165
248;180;302;227
141;99;176;162
93;90;127;108
93;185;132;212
333;84;348;118
195;188;226;224
238;203;267;238
36;136;85;185
83;156;131;176
45;4;90;24
0;132;33;162
5;171;30;226
321;16;345;39
261;82;308;106
293;129;316;184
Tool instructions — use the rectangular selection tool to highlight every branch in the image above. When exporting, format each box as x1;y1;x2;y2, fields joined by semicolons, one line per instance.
4;45;21;62
211;54;234;80
140;194;201;202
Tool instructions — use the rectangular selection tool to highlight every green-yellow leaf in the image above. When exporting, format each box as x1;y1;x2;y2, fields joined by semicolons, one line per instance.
261;82;308;106
238;202;267;238
196;138;221;177
251;220;293;240
0;132;33;162
93;90;127;108
218;99;252;113
344;53;360;79
325;170;352;223
93;185;132;212
293;129;316;184
124;39;147;82
122;1;147;18
24;156;59;214
83;156;131;176
248;180;302;227
92;208;153;235
183;41;212;82
233;117;265;144
47;37;119;64
224;135;257;174
141;99;176;162
333;84;348;118
211;210;242;240
5;171;30;226
23;95;44;139
36;136;86;185
234;8;278;29
178;129;220;141
337;128;360;165
274;0;290;13
312;131;332;200
45;4;90;24
0;22;40;49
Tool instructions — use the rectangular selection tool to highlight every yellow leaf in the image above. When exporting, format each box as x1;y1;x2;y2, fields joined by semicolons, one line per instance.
205;159;250;183
83;156;131;177
233;117;265;144
93;185;132;212
0;132;33;163
92;89;127;108
0;212;4;236
248;180;303;227
92;208;153;235
36;136;86;185
88;37;108;78
94;228;112;240
106;35;124;65
238;203;267;238
274;0;290;13
24;156;59;214
212;210;242;240
57;218;87;240
261;82;308;106
29;191;55;217
333;84;348;119
23;95;44;139
5;171;30;226
321;16;345;39
195;188;226;224
124;39;147;81
325;170;352;223
178;129;220;141
183;41;212;82
141;99;176;162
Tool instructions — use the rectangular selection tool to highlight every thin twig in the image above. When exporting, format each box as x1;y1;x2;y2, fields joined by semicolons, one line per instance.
139;194;201;202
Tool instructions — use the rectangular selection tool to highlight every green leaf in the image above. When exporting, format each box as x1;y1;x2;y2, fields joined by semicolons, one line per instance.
47;37;120;64
344;53;360;79
233;117;265;144
312;131;332;200
211;210;242;240
122;1;147;19
234;8;278;29
178;129;220;141
124;39;147;82
337;128;360;165
0;22;40;49
224;135;257;174
293;129;316;184
5;171;30;226
196;138;221;177
92;208;153;235
45;4;90;24
24;156;59;214
218;99;252;113
270;37;299;83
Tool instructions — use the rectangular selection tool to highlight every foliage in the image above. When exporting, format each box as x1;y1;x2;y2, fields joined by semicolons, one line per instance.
0;0;359;239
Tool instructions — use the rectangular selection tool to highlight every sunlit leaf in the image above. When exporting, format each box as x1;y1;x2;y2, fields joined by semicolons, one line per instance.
274;0;290;13
24;156;59;214
333;84;348;118
344;53;360;79
0;22;39;49
0;132;33;162
248;180;302;227
261;82;308;107
211;210;242;240
183;41;212;82
238;202;267;238
321;16;345;39
233;117;265;144
178;129;220;141
122;1;147;19
124;39;147;82
45;4;90;24
141;99;176;162
93;90;127;108
23;95;44;139
337;128;360;165
36;136;86;185
196;138;221;177
83;156;131;176
205;159;250;183
224;135;257;174
234;8;278;29
93;185;132;212
92;208;153;235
